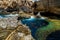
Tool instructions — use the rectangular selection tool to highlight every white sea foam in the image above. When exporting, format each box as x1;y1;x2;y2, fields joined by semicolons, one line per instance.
27;16;35;20
5;14;19;17
32;0;40;2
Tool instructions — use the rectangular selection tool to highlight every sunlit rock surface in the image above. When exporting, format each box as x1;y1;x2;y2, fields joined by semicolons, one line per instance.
0;23;34;40
5;24;34;40
0;15;34;40
0;15;18;29
0;0;60;14
0;0;33;14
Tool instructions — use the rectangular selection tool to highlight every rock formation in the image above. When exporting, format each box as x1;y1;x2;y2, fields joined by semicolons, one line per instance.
0;15;35;40
0;0;34;14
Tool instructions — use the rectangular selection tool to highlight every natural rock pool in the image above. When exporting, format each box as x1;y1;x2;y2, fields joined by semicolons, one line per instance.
1;14;60;40
21;16;49;39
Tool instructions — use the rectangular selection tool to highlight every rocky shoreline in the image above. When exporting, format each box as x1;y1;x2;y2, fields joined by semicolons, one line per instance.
0;14;35;40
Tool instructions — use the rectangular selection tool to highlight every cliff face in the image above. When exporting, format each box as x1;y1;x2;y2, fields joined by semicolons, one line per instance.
0;0;33;14
0;0;33;8
35;0;60;14
0;0;60;14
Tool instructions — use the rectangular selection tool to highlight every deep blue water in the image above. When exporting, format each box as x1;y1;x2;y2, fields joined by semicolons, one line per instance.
21;17;49;39
46;30;60;40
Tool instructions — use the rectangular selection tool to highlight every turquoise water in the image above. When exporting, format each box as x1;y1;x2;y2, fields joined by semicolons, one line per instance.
0;14;18;18
0;15;7;18
21;17;49;39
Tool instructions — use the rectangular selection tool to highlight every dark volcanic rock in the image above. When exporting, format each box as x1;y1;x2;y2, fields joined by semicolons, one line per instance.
5;6;19;12
20;6;32;13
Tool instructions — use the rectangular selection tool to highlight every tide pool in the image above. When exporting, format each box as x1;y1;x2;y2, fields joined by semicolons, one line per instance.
21;16;49;39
